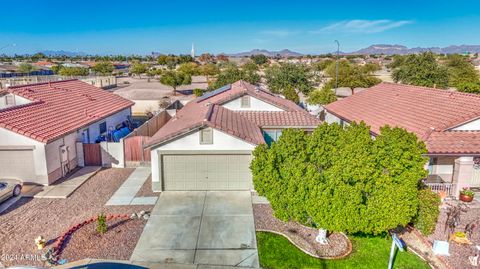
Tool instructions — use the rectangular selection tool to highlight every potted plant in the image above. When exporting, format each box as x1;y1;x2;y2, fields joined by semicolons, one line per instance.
459;188;475;202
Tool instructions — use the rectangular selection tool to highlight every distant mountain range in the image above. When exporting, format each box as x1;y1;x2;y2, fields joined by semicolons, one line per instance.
348;44;480;55
226;49;303;57
38;50;86;57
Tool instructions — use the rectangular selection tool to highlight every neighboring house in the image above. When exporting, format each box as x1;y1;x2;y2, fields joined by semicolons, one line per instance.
0;80;134;185
325;82;480;196
145;80;320;192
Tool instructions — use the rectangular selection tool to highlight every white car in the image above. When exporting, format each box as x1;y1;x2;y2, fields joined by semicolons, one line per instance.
0;179;22;203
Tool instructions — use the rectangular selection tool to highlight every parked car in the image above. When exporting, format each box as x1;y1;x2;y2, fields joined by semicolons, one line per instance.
0;179;22;203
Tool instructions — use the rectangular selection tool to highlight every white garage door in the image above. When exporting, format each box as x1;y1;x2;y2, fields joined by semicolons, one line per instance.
163;154;252;190
0;149;35;181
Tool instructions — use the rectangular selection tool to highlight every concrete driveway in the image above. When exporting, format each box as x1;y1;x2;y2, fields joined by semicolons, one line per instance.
131;191;258;268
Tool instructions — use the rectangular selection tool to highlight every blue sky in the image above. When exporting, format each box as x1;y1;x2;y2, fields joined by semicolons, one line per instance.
1;0;480;55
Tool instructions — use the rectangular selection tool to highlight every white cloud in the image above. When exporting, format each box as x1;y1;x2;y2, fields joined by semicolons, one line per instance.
260;30;297;37
312;19;413;34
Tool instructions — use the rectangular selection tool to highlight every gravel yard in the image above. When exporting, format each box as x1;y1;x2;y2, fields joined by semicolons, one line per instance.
253;204;351;258
0;168;154;268
428;200;480;269
135;176;158;198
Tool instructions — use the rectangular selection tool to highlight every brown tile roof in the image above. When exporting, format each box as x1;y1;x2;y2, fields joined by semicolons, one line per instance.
325;82;480;139
146;80;319;147
426;131;480;155
0;80;134;143
325;82;480;155
239;111;320;127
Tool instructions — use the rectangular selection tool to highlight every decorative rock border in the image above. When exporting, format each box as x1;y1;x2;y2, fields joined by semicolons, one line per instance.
410;227;453;269
257;229;353;260
47;214;131;265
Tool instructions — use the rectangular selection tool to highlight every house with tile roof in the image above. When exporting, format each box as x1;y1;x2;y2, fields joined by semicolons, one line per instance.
325;82;480;196
145;80;320;192
0;79;134;185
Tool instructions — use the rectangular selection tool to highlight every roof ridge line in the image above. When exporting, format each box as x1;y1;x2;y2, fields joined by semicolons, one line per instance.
0;100;44;114
8;79;79;89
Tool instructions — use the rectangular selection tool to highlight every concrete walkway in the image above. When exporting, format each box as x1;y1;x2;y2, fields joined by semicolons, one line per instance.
131;191;258;268
106;167;156;206
22;166;101;199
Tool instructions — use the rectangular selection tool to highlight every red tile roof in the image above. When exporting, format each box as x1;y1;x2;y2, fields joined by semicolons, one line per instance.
426;131;480;155
146;80;318;147
239;111;320;127
0;80;134;143
325;82;480;155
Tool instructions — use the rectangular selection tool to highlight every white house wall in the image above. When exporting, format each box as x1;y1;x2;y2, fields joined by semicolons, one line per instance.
77;108;132;143
0;93;32;109
222;96;284;111
453;118;480;131
0;127;47;183
325;111;342;124
45;132;78;184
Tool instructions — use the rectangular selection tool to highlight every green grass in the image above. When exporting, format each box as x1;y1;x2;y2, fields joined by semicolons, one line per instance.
256;232;430;269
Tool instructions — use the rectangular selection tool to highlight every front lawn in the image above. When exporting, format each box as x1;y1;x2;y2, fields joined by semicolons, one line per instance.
257;232;430;269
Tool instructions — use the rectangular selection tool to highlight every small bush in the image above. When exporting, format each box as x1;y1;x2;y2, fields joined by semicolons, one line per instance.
193;88;204;97
97;213;107;234
413;189;441;235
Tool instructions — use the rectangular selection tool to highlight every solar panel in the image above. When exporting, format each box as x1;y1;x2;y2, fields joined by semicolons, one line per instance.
197;84;231;102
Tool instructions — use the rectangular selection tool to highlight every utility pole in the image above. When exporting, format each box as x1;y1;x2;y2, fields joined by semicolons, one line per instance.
334;40;340;90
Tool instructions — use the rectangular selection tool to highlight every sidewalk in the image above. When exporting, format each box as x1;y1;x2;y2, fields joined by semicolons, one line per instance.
106;167;156;206
22;166;101;199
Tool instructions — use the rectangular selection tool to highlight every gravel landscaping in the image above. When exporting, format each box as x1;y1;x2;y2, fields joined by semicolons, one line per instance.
253;204;351;258
428;200;480;269
59;218;147;263
0;168;154;268
135;175;158;198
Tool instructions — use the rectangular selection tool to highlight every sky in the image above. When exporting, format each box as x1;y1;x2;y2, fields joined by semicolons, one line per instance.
1;0;480;55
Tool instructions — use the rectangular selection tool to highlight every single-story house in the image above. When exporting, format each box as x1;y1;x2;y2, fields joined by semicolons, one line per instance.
0;79;134;185
325;82;480;196
145;80;320;192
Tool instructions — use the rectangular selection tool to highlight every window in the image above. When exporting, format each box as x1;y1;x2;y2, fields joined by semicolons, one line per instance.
0;183;6;190
200;128;213;144
99;122;107;134
263;130;282;145
240;95;251;108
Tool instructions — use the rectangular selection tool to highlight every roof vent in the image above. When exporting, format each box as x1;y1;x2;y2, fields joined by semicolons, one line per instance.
205;102;212;107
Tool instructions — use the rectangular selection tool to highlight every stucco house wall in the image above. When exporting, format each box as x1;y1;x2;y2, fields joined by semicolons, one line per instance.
150;128;256;191
77;108;132;143
45;132;78;184
222;96;284;111
0;128;47;183
452;118;480;131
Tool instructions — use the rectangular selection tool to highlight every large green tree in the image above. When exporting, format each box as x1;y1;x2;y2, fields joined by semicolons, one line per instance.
323;60;381;91
208;65;260;90
264;63;314;95
92;61;114;76
58;67;89;76
445;54;480;88
391;52;449;89
177;62;200;76
307;86;337;105
130;62;148;77
251;122;429;234
18;63;36;74
160;71;192;95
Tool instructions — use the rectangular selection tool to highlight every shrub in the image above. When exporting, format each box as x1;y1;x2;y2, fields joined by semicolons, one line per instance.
97;213;107;234
193;88;204;97
413;189;441;235
251;123;428;234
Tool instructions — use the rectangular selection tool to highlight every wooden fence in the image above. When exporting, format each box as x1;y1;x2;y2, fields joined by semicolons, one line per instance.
83;143;102;166
123;110;171;166
124;136;151;165
126;110;171;137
